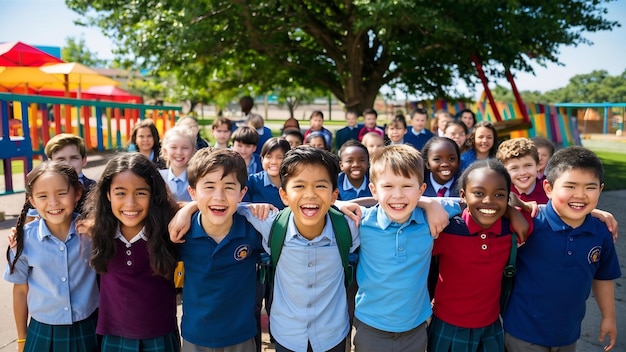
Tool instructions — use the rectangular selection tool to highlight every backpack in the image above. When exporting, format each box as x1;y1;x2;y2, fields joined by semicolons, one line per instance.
500;232;518;313
260;207;355;287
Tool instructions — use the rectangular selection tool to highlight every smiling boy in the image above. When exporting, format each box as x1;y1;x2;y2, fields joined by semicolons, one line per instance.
177;148;262;351
496;138;549;204
502;146;621;351
337;140;371;200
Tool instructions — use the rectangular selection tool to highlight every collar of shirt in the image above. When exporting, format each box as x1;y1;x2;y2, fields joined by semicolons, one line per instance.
114;225;148;245
148;150;155;161
461;208;504;235
430;174;454;195
262;171;278;188
166;168;188;183
257;127;265;136
519;178;539;197
411;128;425;136
342;173;367;193
286;212;335;244
37;213;78;242
373;204;426;230
543;200;592;232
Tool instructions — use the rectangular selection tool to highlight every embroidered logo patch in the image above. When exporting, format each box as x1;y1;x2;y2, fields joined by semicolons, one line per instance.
234;244;250;261
587;246;601;263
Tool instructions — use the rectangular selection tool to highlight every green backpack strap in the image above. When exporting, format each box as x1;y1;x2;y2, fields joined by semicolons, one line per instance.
266;207;354;287
269;208;292;269
500;232;518;313
328;207;353;286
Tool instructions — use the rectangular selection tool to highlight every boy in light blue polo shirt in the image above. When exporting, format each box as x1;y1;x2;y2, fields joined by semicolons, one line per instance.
350;144;459;351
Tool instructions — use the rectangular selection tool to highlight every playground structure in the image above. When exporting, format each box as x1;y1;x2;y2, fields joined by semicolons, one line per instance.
0;92;181;194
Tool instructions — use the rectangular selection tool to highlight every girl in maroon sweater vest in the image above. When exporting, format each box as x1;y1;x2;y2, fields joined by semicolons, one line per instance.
88;153;180;352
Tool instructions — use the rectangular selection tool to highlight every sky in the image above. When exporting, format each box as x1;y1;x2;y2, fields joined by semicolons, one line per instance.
1;0;626;96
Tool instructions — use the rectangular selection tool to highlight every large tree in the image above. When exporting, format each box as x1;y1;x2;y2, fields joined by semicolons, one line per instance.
67;0;618;113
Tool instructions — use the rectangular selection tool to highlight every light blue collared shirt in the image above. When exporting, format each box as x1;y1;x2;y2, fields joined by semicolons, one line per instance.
160;168;192;202
4;214;99;325
355;200;459;332
238;205;359;352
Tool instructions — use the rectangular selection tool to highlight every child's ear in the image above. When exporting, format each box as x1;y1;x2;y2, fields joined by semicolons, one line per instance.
331;188;339;204
239;186;248;202
369;182;378;200
542;179;552;199
459;188;466;203
279;187;289;207
188;186;196;201
81;157;87;168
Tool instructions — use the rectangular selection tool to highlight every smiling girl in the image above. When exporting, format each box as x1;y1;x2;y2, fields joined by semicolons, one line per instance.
5;162;98;352
159;126;197;202
460;120;498;172
89;153;180;352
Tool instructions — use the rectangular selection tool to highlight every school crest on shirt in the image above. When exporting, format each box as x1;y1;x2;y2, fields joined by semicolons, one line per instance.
587;246;601;263
234;244;250;261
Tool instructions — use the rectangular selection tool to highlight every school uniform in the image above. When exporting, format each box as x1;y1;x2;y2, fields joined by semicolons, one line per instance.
429;210;531;351
354;202;458;335
195;134;210;151
243;171;285;209
4;215;99;352
337;172;372;201
160;168;192;202
247;154;263;176
502;201;621;348
240;207;360;352
423;173;459;198
404;127;434;151
334;125;361;151
510;177;549;204
256;126;274;154
178;212;262;348
98;227;179;352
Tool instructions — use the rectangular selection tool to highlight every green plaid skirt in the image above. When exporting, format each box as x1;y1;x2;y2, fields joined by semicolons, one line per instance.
428;316;504;352
24;311;98;352
101;331;180;352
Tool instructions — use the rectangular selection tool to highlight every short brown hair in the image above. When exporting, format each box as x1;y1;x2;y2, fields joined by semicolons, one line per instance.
45;133;87;159
496;138;539;165
369;144;424;185
187;148;248;189
231;125;259;146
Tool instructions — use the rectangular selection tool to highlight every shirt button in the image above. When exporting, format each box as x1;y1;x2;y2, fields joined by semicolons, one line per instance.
126;243;131;248
59;246;65;251
307;304;312;308
481;244;488;250
127;260;133;266
64;307;69;311
398;247;404;251
307;323;311;328
569;237;574;242
308;263;313;267
61;277;67;282
480;234;487;239
308;284;313;288
126;250;132;256
567;251;573;256
399;230;402;234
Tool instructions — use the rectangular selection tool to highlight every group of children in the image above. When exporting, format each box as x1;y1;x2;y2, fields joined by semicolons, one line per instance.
3;106;621;352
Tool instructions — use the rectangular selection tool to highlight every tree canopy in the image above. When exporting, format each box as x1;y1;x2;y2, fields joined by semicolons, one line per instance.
67;0;619;113
61;36;109;67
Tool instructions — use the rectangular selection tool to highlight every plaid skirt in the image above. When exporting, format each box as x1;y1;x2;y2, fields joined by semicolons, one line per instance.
101;331;180;352
428;316;504;352
24;312;98;352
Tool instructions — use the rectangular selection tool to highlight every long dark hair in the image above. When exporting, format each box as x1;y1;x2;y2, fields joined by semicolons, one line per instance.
7;161;82;274
87;153;178;277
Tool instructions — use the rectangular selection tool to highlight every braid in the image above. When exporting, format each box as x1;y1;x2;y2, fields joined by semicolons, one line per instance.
7;201;31;274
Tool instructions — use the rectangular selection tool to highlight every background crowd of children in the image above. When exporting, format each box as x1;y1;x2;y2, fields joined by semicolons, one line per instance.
4;99;621;352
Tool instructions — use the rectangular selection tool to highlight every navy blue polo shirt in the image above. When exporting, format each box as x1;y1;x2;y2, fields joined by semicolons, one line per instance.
178;212;262;348
502;201;621;346
243;171;285;209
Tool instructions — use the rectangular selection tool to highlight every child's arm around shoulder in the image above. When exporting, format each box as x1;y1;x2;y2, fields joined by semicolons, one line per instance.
418;196;460;238
169;201;198;243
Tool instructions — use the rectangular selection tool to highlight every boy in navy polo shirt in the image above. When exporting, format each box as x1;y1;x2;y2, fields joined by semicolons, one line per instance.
176;148;262;351
503;146;621;352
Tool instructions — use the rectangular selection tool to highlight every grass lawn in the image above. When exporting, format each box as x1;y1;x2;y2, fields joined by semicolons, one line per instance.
0;159;41;176
592;150;626;191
